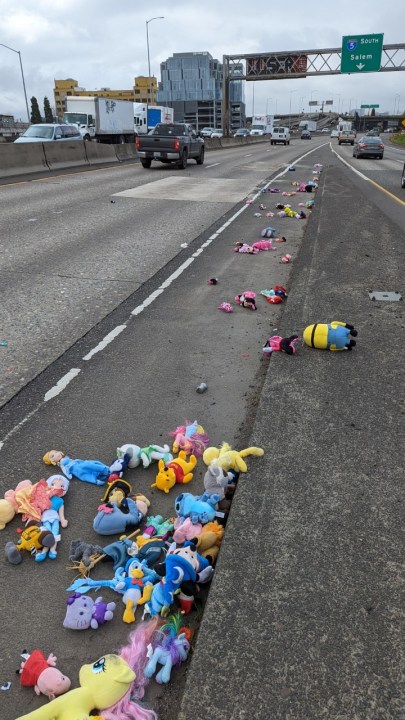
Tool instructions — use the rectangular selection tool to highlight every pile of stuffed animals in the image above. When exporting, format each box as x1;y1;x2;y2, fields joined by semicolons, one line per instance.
2;417;265;720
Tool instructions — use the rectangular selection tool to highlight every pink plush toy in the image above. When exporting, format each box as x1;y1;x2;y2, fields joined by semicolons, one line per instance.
218;302;233;313
0;480;32;530
281;254;292;263
19;649;71;700
235;291;257;310
173;516;203;543
252;240;277;252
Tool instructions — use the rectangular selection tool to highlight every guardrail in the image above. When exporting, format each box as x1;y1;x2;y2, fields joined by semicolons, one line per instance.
0;135;268;180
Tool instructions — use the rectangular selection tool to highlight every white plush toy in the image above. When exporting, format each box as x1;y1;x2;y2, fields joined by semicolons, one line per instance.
117;443;173;469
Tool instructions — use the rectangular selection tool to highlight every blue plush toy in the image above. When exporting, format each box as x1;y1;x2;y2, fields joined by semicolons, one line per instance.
174;492;220;525
145;542;212;617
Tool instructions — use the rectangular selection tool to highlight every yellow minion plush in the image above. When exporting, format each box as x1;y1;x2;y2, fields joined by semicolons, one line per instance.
303;321;357;351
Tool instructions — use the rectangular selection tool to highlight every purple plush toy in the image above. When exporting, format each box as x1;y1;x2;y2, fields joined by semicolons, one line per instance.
63;593;116;630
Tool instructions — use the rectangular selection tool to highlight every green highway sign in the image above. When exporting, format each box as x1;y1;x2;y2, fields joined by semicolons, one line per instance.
341;34;384;74
361;104;380;108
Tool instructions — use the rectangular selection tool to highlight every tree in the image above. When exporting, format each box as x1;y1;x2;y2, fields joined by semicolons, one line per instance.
43;97;53;123
30;97;42;124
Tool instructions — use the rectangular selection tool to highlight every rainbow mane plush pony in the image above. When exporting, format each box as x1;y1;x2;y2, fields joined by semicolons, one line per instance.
144;614;192;684
169;420;209;457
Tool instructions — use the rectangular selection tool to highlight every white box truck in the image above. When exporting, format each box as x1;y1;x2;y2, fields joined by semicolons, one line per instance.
133;103;174;134
299;120;317;132
249;114;273;136
63;96;135;143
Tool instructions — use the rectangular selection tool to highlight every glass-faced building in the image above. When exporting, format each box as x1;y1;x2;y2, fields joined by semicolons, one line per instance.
156;52;245;132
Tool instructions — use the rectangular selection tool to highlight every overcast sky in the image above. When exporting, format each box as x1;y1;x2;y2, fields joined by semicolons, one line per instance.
0;0;403;122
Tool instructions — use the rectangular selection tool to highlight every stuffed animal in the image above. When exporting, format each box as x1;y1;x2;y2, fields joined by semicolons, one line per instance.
252;240;277;252
5;523;55;565
218;302;233;313
116;443;173;469
203;463;235;501
35;475;69;562
67;559;160;625
174;492;220;525
19;650;71;700
234;291;257;310
151;451;197;494
169;420;209;457
194;521;224;564
260;226;276;238
203;442;264;473
42;450;129;486
263;335;299;356
15;654;136;720
234;242;258;254
63;593;116;630
145;541;211;617
173;516;203;543
303;321;357;351
93;487;150;536
0;480;33;530
144;614;192;684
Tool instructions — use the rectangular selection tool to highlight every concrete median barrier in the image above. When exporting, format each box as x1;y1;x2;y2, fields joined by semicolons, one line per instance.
114;143;138;162
43;141;89;171
85;142;118;165
0;142;49;178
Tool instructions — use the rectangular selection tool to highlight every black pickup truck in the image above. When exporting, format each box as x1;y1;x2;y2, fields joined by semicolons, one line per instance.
135;123;205;169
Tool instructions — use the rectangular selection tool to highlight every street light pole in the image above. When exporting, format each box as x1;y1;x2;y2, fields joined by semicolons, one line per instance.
289;90;298;130
145;16;164;132
0;43;30;122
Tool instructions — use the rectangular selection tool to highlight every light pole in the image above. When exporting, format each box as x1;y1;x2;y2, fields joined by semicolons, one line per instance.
266;97;272;116
0;43;30;122
394;93;400;115
289;89;298;129
146;16;164;131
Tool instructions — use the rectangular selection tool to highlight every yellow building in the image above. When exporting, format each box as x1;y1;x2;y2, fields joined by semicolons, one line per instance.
54;77;158;119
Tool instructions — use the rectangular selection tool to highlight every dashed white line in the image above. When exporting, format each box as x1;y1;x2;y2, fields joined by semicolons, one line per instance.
1;142;329;450
83;326;127;360
206;163;220;168
44;368;81;401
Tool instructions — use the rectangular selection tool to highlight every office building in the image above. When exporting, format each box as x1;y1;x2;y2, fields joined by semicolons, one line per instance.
156;52;245;131
53;77;158;119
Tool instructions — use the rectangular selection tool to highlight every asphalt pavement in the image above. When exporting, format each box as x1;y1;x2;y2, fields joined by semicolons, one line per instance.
177;150;405;720
1;143;404;720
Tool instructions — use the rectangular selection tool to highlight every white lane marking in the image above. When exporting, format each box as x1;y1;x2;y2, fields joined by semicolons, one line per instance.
0;144;326;447
83;325;127;360
330;144;405;205
205;163;220;168
244;153;253;157
44;368;81;401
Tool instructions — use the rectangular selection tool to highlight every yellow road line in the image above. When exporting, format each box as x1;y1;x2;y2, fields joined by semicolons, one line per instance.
367;177;405;206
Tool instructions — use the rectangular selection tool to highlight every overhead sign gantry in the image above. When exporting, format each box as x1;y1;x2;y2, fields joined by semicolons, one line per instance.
222;41;405;133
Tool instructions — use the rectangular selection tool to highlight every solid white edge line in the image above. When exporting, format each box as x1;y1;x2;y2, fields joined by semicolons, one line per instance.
44;368;81;401
83;325;127;360
329;143;373;181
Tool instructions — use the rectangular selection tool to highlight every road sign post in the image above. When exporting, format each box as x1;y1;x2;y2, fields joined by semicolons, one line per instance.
341;34;384;74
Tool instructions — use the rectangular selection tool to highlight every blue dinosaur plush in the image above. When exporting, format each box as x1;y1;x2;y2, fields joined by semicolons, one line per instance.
174;492;220;525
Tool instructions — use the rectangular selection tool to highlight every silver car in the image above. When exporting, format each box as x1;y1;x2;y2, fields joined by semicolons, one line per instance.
15;123;83;143
353;136;384;159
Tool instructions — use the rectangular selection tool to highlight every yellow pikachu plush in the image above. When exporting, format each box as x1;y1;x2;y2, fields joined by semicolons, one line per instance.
203;442;264;473
151;451;197;494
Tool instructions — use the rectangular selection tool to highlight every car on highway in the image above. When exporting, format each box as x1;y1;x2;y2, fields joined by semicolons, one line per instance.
270;127;291;145
330;129;339;138
353;136;384;159
234;128;250;137
321;127;330;133
200;127;215;138
401;163;405;188
210;129;223;138
301;130;311;139
338;130;356;145
14;123;83;143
